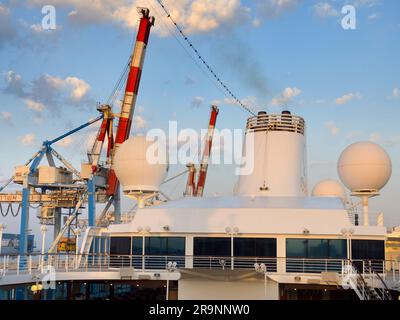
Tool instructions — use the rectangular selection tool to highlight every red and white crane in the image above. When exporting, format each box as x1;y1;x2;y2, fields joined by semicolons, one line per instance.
184;105;219;197
195;105;219;197
106;8;155;197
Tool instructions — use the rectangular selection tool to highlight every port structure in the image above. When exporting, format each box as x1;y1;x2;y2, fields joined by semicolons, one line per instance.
0;8;155;256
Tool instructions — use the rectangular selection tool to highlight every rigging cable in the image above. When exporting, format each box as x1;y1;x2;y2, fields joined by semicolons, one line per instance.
154;0;256;116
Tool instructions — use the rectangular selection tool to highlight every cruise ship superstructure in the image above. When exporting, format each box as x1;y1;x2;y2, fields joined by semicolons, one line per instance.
1;109;399;300
0;8;399;301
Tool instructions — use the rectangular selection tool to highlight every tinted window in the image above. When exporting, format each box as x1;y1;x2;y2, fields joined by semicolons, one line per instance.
286;239;307;258
286;239;347;259
132;237;143;255
234;238;276;257
308;240;329;259
351;240;385;260
145;237;185;256
329;239;347;259
194;237;230;256
110;237;131;255
167;237;186;255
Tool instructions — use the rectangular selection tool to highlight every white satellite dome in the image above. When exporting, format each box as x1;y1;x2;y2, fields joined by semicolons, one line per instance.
338;141;392;192
113;136;168;193
312;179;347;203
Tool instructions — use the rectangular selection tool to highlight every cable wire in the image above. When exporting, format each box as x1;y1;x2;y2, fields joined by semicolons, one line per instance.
154;0;256;116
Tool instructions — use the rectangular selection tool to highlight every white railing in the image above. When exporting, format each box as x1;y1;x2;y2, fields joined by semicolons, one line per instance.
0;254;399;285
246;113;305;135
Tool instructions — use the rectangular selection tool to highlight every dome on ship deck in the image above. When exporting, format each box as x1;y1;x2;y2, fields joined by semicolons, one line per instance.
113;136;168;193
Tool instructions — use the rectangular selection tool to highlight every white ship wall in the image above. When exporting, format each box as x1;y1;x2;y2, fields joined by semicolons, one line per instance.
178;278;279;300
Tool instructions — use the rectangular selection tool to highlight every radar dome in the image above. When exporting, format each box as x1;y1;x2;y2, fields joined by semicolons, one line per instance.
312;179;347;203
338;141;391;192
113;136;168;193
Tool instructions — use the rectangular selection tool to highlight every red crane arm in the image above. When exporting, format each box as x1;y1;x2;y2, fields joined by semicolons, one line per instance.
106;8;155;196
194;105;219;197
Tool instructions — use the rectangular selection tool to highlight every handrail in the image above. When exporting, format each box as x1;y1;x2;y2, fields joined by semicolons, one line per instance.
0;254;399;287
246;114;305;135
375;272;393;300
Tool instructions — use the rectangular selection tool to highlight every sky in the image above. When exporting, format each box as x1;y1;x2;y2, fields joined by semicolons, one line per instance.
0;0;399;245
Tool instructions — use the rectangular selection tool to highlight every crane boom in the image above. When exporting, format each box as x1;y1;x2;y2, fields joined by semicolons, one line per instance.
107;8;155;196
184;163;196;196
194;105;219;197
90;105;114;172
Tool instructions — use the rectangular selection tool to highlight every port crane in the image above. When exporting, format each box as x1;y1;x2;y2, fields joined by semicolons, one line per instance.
0;8;155;255
184;105;219;197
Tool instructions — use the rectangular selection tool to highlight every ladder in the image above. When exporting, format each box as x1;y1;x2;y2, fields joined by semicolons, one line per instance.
343;261;392;300
77;227;103;268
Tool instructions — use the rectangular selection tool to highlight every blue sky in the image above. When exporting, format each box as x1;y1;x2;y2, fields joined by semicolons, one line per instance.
0;0;399;240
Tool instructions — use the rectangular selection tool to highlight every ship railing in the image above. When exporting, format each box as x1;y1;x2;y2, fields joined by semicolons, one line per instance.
1;254;399;282
246;113;305;135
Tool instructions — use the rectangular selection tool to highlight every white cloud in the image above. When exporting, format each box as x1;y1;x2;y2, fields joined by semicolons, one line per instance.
220;95;258;111
0;4;10;15
25;0;303;36
335;92;361;105
191;96;205;108
252;18;261;27
393;87;400;98
38;74;91;101
367;13;379;20
65;77;91;101
1;111;12;121
25;98;45;112
270;87;301;106
255;0;300;18
56;136;74;148
30;24;44;33
353;0;381;8
346;130;363;140
325;122;340;136
20;133;36;146
3;71;92;115
313;2;338;17
369;132;381;142
0;4;16;47
133;115;147;131
385;135;400;147
27;0;251;36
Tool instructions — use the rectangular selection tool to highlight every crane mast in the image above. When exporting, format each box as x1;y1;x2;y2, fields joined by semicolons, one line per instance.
107;8;155;197
184;163;196;197
194;105;219;197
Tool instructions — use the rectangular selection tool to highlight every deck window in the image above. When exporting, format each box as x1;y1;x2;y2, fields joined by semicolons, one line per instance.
110;237;131;255
109;237;143;255
351;240;385;260
193;237;277;270
351;240;385;273
286;239;347;259
145;237;186;269
286;239;347;273
234;238;277;257
144;237;185;256
193;237;230;256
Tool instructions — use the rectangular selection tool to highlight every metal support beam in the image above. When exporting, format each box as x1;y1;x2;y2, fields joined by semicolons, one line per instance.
46;150;56;167
48;193;87;253
18;187;30;256
53;208;62;241
50;148;81;179
88;178;96;227
114;184;121;223
48;115;103;146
